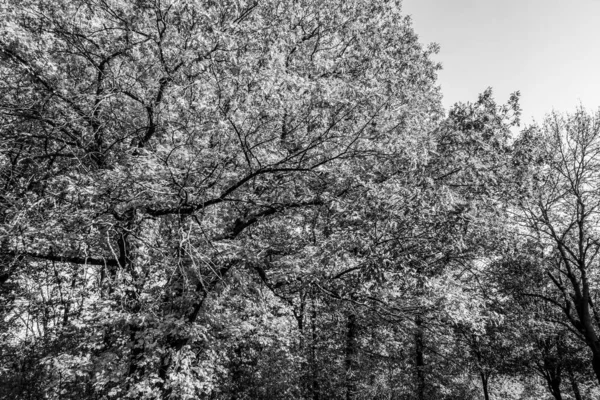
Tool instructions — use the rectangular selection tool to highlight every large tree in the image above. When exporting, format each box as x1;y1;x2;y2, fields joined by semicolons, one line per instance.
0;0;444;398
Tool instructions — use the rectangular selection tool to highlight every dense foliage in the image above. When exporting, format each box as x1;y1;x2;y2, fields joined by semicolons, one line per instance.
0;0;599;399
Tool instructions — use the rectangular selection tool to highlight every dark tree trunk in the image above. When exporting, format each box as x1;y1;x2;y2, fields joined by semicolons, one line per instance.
568;367;582;400
592;351;600;385
480;372;490;400
549;378;563;400
415;316;425;400
543;368;563;400
572;290;600;386
345;313;358;400
310;296;320;400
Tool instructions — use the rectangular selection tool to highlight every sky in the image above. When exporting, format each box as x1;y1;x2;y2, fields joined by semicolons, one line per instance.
402;0;600;126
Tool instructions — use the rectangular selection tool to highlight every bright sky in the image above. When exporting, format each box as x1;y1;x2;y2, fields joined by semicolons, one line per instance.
403;0;600;126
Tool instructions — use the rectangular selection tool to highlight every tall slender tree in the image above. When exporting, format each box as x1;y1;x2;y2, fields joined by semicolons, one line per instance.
509;109;600;384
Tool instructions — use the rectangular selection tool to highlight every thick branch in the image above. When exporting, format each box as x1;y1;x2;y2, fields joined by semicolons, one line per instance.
3;250;119;267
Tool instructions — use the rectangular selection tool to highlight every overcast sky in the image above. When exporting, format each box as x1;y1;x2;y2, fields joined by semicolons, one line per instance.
403;0;600;126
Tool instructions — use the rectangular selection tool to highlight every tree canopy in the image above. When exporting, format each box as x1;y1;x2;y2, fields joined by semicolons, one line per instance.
1;1;599;399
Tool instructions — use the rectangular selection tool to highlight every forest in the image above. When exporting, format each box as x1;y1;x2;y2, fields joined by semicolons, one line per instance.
1;0;599;399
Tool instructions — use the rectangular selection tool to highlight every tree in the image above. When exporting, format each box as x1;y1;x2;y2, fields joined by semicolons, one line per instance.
4;0;582;398
509;109;600;384
0;0;443;398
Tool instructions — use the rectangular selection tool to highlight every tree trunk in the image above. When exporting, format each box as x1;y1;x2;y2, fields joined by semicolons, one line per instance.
543;370;563;400
310;296;320;400
345;313;358;400
592;350;600;385
573;289;600;386
415;316;425;400
480;372;490;400
568;367;582;400
549;378;563;400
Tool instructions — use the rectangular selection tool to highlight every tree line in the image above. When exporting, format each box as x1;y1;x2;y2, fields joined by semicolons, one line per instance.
1;0;599;399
